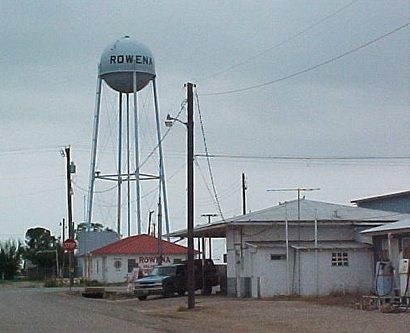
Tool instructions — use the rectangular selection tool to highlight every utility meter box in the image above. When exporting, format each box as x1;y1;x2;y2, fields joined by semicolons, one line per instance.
399;259;410;297
399;259;409;274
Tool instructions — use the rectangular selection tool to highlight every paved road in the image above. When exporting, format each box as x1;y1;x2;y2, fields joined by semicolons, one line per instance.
0;287;164;333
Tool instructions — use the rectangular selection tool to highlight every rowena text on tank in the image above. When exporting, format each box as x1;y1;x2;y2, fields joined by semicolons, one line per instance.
110;55;153;65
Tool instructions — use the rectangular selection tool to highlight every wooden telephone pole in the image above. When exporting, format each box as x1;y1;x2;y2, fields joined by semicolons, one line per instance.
242;173;247;215
64;146;75;289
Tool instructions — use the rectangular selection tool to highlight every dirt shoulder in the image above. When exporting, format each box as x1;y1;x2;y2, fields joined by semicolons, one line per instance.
113;294;410;333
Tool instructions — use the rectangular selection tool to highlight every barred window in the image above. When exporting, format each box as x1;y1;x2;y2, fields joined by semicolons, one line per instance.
331;252;348;266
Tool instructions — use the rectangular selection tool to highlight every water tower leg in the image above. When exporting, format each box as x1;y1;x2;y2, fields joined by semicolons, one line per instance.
117;92;123;235
133;71;142;234
86;77;102;231
126;93;131;237
152;78;170;240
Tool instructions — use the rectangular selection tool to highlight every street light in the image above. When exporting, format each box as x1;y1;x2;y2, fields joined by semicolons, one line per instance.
165;82;196;309
165;114;187;127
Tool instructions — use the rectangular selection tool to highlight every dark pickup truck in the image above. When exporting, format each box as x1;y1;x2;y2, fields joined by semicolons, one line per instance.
134;259;219;300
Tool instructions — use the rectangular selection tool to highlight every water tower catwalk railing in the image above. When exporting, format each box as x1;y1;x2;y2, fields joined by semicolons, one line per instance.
86;36;170;238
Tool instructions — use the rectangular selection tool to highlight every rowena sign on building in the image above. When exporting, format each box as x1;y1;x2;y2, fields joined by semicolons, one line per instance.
87;234;190;283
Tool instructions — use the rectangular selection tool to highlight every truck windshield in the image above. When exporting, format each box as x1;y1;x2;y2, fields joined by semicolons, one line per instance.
151;266;177;276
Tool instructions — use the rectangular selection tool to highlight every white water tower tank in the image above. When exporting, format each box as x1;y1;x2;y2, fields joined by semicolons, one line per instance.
99;36;155;93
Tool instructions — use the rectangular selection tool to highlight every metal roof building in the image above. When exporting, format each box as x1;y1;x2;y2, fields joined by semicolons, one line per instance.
168;199;403;239
169;199;406;297
352;190;410;214
362;218;410;236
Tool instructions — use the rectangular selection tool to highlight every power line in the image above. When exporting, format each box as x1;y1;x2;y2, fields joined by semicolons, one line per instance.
139;98;187;168
195;153;410;161
0;146;64;156
199;0;358;82
201;22;409;96
194;89;225;220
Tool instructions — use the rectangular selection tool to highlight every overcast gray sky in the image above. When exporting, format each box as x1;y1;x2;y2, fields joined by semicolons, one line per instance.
0;0;409;243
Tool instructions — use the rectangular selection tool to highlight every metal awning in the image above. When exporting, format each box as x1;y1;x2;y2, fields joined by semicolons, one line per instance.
167;221;228;238
361;218;410;236
244;240;372;251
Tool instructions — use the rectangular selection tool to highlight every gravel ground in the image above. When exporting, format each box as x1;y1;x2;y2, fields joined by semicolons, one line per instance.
118;294;410;333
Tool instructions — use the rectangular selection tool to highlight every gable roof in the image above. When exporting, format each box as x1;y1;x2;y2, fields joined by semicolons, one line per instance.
90;234;189;256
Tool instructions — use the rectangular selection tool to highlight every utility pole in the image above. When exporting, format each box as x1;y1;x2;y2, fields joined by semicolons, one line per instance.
61;218;65;279
164;82;195;308
64;146;76;289
61;218;66;242
148;210;154;236
201;214;217;259
186;82;195;309
157;201;163;266
242;173;247;215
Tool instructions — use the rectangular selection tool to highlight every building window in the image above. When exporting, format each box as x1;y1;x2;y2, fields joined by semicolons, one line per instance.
96;260;99;274
128;259;138;273
114;258;122;271
271;254;286;260
331;252;348;266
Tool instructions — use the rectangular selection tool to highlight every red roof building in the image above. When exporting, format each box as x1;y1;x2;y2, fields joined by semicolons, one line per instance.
87;234;190;283
91;234;189;256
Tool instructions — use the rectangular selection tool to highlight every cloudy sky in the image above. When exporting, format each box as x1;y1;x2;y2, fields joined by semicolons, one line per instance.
0;0;409;244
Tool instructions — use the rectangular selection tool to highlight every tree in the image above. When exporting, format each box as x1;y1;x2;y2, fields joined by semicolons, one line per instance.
23;227;58;270
0;239;23;280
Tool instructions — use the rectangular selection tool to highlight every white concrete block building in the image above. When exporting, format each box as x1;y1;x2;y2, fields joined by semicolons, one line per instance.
169;199;404;298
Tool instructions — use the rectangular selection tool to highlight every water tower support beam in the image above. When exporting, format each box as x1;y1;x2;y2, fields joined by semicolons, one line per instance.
117;92;123;235
126;93;131;236
152;78;170;240
133;71;142;234
86;77;102;231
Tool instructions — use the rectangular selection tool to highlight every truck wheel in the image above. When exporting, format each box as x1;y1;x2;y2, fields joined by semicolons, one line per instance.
163;282;174;297
203;285;212;295
177;290;185;296
138;296;147;301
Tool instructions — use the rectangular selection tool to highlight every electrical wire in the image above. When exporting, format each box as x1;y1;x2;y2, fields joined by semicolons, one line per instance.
201;22;410;96
72;179;117;194
194;159;220;207
195;153;410;161
139;98;187;168
0;146;64;156
199;0;359;83
195;89;225;220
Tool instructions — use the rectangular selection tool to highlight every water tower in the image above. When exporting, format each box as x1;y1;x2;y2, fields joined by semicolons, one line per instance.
86;36;169;237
